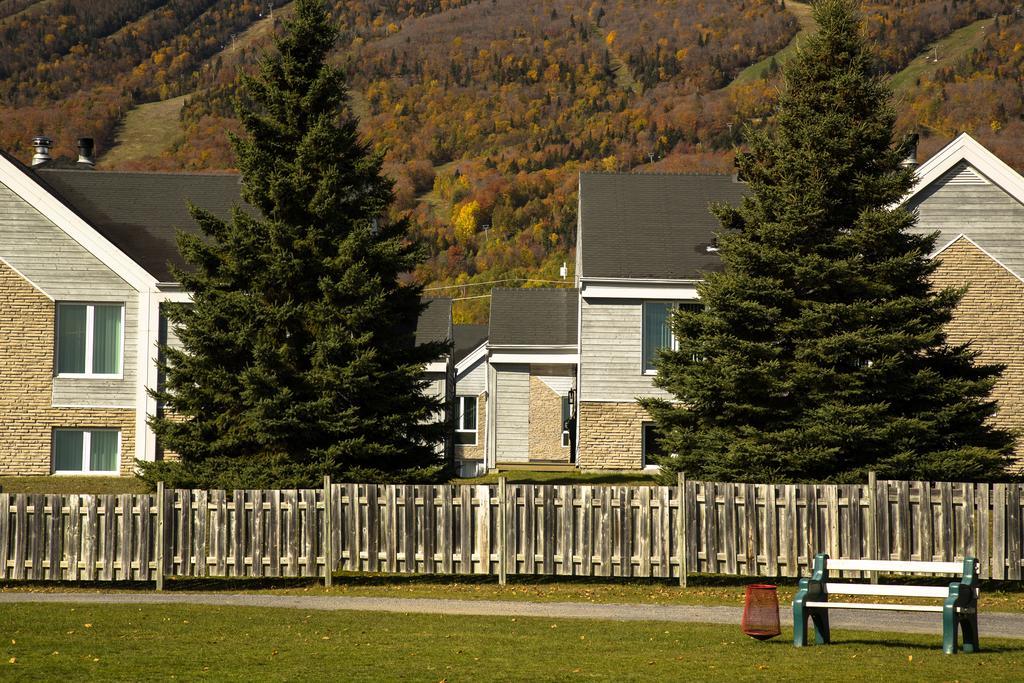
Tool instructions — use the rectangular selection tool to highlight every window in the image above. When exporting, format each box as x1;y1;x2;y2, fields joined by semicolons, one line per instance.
455;396;478;445
642;424;667;468
57;303;124;376
642;302;703;373
53;429;120;474
561;395;571;447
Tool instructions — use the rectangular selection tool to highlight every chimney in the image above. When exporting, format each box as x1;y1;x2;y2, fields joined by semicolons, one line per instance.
77;137;95;167
901;132;919;169
31;136;52;166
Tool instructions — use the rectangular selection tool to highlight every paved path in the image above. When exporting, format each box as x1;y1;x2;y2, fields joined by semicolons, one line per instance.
2;592;1023;640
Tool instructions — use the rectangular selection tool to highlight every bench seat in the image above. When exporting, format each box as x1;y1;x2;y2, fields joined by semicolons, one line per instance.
793;553;980;654
805;601;945;612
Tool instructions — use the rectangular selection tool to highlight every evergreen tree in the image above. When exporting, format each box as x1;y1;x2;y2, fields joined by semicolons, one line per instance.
145;0;448;488
642;0;1015;483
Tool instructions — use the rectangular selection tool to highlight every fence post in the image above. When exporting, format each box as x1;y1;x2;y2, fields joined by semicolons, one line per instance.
678;472;687;588
498;476;507;586
323;475;333;588
867;471;878;584
155;481;165;591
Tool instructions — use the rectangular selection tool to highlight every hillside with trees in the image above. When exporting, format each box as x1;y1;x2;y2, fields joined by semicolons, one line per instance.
1;0;1021;321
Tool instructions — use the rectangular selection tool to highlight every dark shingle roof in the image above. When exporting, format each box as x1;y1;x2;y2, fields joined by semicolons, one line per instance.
31;166;245;281
489;288;577;347
416;298;452;347
453;324;487;362
578;172;748;280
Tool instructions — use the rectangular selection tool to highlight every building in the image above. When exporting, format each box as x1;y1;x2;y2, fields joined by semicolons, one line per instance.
0;140;453;476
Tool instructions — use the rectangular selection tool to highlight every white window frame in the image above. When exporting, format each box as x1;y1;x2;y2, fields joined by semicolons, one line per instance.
55;302;126;379
455;395;478;446
641;423;662;469
561;395;571;448
52;428;122;475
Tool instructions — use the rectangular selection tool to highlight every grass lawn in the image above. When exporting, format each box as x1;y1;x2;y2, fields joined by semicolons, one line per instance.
7;573;1024;614
2;602;1022;681
0;476;150;495
455;470;659;485
1;470;658;493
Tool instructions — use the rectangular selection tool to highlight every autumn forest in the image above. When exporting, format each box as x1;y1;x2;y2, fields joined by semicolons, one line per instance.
1;0;1022;320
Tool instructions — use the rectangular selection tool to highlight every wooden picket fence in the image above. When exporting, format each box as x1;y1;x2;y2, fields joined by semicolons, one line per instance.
0;477;1021;586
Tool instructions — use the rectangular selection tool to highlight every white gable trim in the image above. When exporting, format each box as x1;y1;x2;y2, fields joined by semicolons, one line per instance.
906;133;1024;207
455;342;488;378
931;232;1024;286
0;154;156;291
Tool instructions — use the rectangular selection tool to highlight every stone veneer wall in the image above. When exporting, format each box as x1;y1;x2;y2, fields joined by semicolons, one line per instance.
0;262;135;476
932;239;1024;473
528;376;570;461
577;401;650;469
454;391;486;461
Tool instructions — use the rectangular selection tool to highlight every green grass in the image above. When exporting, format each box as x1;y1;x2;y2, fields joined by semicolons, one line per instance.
98;94;189;167
455;470;659;485
889;15;1002;95
0;476;149;494
7;573;1024;613
2;602;1022;680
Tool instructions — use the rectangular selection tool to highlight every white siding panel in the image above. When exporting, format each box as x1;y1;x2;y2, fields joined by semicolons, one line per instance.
494;363;529;462
456;355;486;395
579;298;671;403
0;181;139;408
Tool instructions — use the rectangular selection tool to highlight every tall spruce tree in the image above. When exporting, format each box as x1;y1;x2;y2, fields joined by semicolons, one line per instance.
146;0;448;488
642;0;1015;483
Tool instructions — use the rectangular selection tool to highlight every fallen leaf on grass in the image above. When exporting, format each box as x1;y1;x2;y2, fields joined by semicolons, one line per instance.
8;658;15;664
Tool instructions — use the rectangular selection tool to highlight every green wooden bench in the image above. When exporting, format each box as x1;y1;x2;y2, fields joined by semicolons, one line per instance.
793;553;980;654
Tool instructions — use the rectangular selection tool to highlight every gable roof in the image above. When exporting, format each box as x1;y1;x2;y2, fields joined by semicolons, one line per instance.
416;298;452;347
904;133;1024;279
489;287;578;347
453;324;488;363
578;172;747;280
31;166;244;282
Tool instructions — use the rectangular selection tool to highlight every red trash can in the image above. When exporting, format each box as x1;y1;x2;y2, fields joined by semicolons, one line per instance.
741;584;781;640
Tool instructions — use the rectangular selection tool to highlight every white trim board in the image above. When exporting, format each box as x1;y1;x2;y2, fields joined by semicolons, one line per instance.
489;351;579;365
580;280;700;300
0;154;156;291
455;342;488;377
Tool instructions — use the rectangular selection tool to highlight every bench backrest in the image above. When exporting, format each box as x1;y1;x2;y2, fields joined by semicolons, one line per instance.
809;553;978;595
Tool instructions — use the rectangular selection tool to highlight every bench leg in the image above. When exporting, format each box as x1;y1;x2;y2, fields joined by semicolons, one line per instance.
811;610;830;645
960;611;980;654
942;607;958;655
794;603;809;647
794;604;830;647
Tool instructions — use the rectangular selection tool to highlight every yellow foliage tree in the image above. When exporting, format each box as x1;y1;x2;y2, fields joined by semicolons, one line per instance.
453;200;481;242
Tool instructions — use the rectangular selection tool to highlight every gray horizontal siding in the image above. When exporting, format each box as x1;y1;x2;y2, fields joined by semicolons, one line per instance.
456;355;486;396
579;298;672;403
494;364;529;463
0;181;139;409
909;162;1024;276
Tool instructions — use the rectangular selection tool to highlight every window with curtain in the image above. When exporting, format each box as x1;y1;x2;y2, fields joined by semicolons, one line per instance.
53;429;120;473
56;303;123;376
642;302;705;371
455;396;478;445
642;302;675;372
